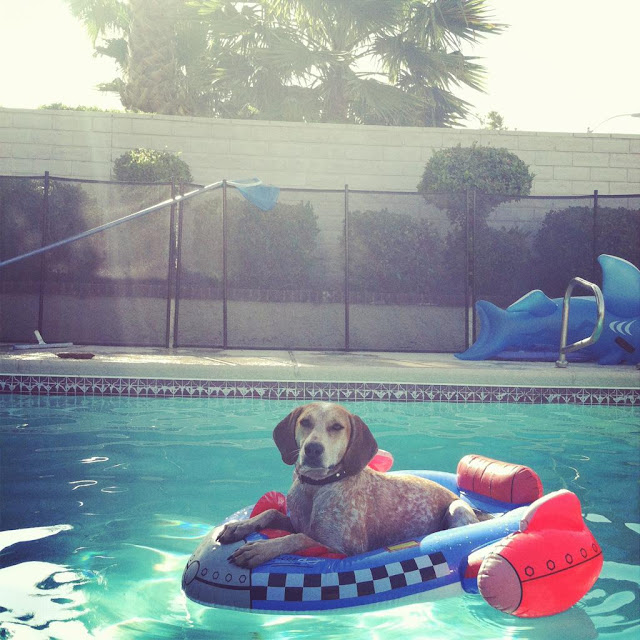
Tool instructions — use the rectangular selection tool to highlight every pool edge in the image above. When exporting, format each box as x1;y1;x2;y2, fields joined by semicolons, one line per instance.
1;374;638;405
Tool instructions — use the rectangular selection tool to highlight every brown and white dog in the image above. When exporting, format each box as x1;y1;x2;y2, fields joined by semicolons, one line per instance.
218;402;478;568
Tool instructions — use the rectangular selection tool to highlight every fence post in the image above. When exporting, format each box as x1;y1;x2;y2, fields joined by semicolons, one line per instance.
593;189;599;281
222;179;228;348
344;184;350;351
165;178;178;348
172;181;185;348
471;188;477;344
37;171;50;335
464;188;476;349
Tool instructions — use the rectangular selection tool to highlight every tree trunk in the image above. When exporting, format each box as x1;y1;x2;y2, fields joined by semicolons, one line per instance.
122;0;191;115
321;66;349;123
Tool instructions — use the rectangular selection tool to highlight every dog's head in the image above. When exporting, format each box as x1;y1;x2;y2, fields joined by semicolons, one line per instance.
273;402;378;480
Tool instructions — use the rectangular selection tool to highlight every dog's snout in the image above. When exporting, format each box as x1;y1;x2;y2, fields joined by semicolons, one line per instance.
304;441;324;461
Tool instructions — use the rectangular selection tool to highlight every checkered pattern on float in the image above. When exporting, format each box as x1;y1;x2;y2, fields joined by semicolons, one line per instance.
250;552;449;602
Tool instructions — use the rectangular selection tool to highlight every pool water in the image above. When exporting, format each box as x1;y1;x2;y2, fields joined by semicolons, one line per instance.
0;396;638;639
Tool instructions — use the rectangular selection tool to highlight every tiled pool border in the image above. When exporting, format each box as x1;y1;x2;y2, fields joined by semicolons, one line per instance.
0;374;637;405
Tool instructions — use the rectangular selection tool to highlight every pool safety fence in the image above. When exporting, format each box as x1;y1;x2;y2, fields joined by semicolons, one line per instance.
1;174;638;352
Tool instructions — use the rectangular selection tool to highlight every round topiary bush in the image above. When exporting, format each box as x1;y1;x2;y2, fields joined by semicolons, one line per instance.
113;148;193;183
417;144;537;305
417;144;534;226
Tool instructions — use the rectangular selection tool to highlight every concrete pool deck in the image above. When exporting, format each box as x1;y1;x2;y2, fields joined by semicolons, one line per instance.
0;345;638;390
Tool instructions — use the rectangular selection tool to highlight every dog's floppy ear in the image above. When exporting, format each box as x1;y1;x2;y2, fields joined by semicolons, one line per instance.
342;414;378;475
273;406;304;465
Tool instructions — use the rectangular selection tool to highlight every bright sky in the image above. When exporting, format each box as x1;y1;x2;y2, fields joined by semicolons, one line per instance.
1;0;639;134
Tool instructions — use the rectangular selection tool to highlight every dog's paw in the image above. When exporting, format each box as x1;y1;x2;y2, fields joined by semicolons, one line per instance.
216;520;257;544
228;540;278;568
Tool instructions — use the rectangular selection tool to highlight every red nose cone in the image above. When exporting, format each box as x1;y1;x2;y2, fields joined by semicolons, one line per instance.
478;490;603;617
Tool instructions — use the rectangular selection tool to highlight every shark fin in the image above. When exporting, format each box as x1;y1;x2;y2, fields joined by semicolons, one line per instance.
507;290;558;317
598;255;640;318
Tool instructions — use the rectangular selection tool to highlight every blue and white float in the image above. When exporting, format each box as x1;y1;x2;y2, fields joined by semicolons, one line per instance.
182;456;603;617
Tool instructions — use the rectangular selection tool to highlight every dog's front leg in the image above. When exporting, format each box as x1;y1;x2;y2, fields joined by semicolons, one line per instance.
217;508;293;544
229;533;319;568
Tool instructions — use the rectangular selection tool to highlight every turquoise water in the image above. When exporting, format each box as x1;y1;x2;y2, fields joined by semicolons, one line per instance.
0;396;638;639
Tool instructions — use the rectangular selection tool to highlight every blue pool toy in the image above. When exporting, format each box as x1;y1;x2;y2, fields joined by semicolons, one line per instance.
182;455;602;616
456;254;640;364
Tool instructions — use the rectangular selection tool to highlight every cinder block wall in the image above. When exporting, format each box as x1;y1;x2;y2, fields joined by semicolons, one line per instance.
1;107;638;195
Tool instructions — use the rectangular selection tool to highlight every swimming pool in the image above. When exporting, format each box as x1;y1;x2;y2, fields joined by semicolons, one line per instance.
0;396;638;639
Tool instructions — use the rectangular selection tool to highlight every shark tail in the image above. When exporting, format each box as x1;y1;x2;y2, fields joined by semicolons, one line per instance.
598;254;640;318
456;300;510;360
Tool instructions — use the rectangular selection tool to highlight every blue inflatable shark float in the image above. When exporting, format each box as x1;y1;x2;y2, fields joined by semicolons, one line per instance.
456;255;640;365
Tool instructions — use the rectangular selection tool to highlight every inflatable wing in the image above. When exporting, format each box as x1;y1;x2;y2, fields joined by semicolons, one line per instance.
456;255;640;365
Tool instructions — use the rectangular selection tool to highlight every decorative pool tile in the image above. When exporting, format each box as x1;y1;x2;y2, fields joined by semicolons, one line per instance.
0;374;637;405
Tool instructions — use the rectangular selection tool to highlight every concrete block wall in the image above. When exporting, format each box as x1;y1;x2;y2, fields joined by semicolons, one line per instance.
0;107;638;195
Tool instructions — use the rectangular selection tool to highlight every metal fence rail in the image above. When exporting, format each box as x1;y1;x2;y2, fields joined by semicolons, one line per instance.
0;180;223;270
1;173;638;352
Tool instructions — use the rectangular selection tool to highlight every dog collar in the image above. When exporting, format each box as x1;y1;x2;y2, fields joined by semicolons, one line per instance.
297;468;348;486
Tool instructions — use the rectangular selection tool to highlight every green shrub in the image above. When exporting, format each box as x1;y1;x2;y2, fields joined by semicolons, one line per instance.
416;144;536;305
38;103;119;112
113;148;193;183
0;178;102;281
417;144;534;227
474;225;535;302
533;205;640;297
227;199;320;290
439;222;535;306
348;208;445;298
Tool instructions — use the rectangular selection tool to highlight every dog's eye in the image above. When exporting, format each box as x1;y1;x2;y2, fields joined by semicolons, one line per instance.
330;423;344;432
299;418;311;429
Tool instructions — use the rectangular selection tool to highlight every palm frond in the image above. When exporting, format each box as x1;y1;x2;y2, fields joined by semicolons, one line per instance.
342;72;426;125
406;0;506;49
255;28;335;80
375;34;486;93
202;3;263;42
95;37;128;68
64;0;129;43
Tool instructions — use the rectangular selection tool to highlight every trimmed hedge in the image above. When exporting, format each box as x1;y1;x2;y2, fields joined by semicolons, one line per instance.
0;178;102;280
348;208;445;297
113;148;193;183
227;199;320;290
180;197;322;291
533;205;640;296
417;144;534;227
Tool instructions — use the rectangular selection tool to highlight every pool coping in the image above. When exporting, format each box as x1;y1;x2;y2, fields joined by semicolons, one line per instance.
1;375;638;406
1;347;638;405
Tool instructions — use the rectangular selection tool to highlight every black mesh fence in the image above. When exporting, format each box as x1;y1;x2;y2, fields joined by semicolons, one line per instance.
1;174;638;352
0;175;45;342
43;179;173;346
472;193;640;303
225;186;346;349
175;184;224;347
0;175;173;346
347;190;466;352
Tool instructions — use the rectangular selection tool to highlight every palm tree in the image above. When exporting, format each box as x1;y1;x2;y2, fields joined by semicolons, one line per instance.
66;0;503;125
65;0;212;115
195;0;503;125
123;0;183;113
